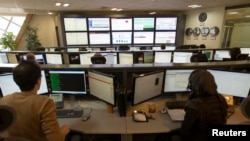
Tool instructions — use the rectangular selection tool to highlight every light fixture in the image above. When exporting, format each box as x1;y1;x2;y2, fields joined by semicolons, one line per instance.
48;11;53;15
63;3;70;7
149;12;156;15
55;3;62;7
188;4;202;8
110;8;123;11
228;11;239;15
245;15;250;18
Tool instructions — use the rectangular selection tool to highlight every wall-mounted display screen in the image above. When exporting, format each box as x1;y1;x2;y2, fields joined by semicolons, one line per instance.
80;53;95;64
112;32;132;44
155;32;176;44
45;53;63;64
111;18;132;30
154;51;172;63
89;32;111;45
155;17;177;30
88;18;110;31
133;32;154;44
133;17;155;31
66;32;88;45
0;53;8;63
64;18;87;31
173;52;193;63
213;50;230;60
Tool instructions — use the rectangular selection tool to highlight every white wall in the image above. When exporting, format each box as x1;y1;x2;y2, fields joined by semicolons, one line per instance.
230;22;250;48
18;15;58;50
184;6;225;49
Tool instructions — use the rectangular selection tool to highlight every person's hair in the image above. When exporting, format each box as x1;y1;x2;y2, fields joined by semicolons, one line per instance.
160;44;166;50
26;53;36;61
12;60;41;91
188;69;218;98
230;47;241;60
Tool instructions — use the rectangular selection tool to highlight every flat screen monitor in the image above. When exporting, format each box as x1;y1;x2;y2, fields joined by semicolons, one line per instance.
118;52;133;64
154;51;172;63
48;70;87;95
102;52;117;64
87;70;116;106
164;69;193;93
79;53;95;64
65;32;88;45
0;52;8;63
208;69;250;98
240;48;250;57
132;70;165;105
213;50;230;60
202;50;214;60
144;52;154;63
88;18;110;31
133;32;154;44
0;70;49;97
64;17;87;31
133;17;155;31
173;52;193;63
89;32;111;45
155;32;176;44
155;17;177;30
68;53;80;64
22;53;46;64
45;53;63;64
6;53;18;64
112;32;132;44
111;18;132;31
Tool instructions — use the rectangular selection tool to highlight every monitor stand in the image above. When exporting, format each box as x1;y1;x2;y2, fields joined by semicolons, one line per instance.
68;95;81;110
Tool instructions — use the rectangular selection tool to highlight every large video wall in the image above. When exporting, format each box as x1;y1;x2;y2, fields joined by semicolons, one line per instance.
61;15;178;47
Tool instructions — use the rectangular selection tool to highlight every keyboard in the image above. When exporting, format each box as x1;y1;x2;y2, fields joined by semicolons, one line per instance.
56;108;83;118
166;101;187;109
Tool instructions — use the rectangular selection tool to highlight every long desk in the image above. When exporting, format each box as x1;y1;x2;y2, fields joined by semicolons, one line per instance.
58;95;250;141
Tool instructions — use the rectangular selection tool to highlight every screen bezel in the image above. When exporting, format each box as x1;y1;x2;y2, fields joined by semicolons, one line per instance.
87;70;116;106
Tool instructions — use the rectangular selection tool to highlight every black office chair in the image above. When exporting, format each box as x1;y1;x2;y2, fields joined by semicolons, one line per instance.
190;52;208;62
119;45;130;50
236;54;249;60
91;53;106;64
240;96;250;121
0;105;30;141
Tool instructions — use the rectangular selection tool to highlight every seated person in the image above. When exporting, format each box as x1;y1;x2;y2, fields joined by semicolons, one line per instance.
0;61;70;141
26;52;36;61
91;53;106;64
161;44;166;50
190;52;208;62
229;47;241;61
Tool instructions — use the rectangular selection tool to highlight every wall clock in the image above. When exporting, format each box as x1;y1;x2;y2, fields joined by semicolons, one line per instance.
201;27;210;36
185;28;193;36
193;27;200;37
199;12;207;22
210;26;220;36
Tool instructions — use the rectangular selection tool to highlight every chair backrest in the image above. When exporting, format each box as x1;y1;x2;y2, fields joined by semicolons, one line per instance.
236;54;249;60
241;96;250;120
190;52;208;62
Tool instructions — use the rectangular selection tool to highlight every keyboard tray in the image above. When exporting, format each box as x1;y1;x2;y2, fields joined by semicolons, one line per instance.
166;101;187;109
56;108;83;118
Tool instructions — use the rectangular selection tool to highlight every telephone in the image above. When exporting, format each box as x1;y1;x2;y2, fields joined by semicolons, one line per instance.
49;94;64;109
132;110;148;122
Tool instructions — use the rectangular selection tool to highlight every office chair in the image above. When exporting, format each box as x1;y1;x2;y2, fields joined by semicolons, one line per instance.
236;54;249;60
35;47;45;51
0;105;30;141
190;52;208;62
91;53;106;64
241;96;250;120
119;45;130;50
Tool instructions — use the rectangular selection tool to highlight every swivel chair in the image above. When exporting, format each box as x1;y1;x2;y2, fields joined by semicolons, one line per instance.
190;52;208;62
90;53;106;64
0;105;30;141
236;54;249;60
240;96;250;123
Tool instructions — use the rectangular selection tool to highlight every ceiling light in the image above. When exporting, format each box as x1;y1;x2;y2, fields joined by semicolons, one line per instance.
245;15;250;18
188;4;202;8
111;8;117;11
48;12;53;15
55;3;62;7
149;12;156;15
228;11;239;15
116;9;123;11
63;3;70;7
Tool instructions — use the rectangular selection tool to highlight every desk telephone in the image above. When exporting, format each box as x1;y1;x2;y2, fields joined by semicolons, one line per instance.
49;94;64;109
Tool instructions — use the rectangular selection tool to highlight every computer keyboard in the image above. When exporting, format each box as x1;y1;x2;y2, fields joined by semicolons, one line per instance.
166;101;187;109
56;108;83;118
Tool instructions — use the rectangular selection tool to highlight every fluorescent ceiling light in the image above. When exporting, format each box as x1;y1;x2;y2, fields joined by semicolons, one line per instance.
245;15;250;18
63;3;70;7
188;4;202;8
55;3;61;6
149;12;156;15
228;11;239;15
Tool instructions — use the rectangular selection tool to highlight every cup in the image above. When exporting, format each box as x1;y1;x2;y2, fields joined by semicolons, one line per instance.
148;103;156;113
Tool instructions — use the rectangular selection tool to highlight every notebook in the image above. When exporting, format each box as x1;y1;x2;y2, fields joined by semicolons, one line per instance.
167;108;185;121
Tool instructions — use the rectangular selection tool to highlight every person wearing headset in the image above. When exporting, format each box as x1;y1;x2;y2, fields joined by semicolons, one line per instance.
172;69;228;141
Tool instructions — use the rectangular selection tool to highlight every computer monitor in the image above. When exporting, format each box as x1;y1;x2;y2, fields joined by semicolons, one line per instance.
87;70;116;106
155;17;177;30
173;52;193;63
79;53;95;64
112;32;132;45
164;69;193;93
111;18;132;31
133;32;154;44
102;52;117;64
133;17;154;31
208;69;250;98
0;70;49;97
45;53;63;64
6;53;19;64
118;52;134;64
88;18;110;31
154;31;176;44
132;70;165;105
22;53;46;64
89;32;111;45
154;51;172;63
48;70;87;95
202;50;214;60
0;52;8;63
240;47;250;57
213;50;231;61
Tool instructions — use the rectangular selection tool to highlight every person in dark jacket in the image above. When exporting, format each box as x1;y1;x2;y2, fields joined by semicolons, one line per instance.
173;69;228;141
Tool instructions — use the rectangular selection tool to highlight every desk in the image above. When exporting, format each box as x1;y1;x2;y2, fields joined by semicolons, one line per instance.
58;96;249;141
